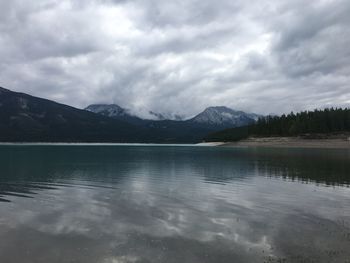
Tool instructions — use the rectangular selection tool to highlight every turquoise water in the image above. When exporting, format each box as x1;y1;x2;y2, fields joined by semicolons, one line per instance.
0;145;349;262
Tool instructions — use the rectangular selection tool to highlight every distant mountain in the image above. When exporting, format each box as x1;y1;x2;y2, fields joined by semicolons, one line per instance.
0;87;261;143
0;87;152;142
189;106;260;128
85;104;145;125
138;107;259;142
84;103;260;142
86;104;258;128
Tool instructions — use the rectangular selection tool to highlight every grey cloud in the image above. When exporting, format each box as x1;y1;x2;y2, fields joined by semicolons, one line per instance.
120;0;243;28
135;26;237;57
270;0;350;78
0;0;349;116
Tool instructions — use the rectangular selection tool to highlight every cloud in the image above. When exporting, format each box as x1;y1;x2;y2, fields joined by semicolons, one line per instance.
0;0;349;116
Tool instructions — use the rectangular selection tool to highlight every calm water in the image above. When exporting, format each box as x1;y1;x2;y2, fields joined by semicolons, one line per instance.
0;145;350;263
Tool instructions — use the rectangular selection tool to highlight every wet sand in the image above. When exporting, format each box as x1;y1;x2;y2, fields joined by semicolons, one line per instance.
220;137;350;149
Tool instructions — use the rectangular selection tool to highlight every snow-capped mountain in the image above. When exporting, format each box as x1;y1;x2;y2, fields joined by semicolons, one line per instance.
190;106;260;127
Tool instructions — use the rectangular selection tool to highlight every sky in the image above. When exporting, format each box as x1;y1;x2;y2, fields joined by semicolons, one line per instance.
0;0;350;117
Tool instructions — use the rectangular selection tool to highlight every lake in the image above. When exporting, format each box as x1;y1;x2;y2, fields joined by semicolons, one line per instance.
0;145;349;263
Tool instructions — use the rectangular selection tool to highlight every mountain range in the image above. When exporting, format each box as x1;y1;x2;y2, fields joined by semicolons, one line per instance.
85;104;260;127
0;87;261;143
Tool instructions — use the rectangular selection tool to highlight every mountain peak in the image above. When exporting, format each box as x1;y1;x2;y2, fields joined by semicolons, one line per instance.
191;106;260;127
203;106;238;113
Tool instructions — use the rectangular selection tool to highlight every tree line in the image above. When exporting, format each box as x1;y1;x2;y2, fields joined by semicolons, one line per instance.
205;108;350;141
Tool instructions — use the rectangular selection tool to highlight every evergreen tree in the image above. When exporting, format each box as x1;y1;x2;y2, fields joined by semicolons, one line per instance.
205;108;350;141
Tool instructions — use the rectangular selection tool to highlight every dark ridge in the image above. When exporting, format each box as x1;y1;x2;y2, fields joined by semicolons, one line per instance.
0;87;11;93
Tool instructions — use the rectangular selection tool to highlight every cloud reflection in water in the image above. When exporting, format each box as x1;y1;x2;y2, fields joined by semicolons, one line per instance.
0;145;349;263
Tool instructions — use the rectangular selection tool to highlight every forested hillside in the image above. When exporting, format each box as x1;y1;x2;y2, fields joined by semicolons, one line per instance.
205;108;350;142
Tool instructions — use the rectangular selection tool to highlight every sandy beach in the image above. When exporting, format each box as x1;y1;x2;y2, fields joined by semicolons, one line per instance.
219;137;350;149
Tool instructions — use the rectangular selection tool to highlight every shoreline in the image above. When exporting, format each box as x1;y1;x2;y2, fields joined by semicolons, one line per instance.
1;138;349;149
0;143;196;147
218;137;350;149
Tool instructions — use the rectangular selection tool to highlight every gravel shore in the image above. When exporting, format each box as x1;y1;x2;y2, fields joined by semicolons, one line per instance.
220;137;350;149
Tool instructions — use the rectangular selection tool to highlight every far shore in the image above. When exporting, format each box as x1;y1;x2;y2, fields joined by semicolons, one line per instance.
1;138;350;149
210;137;350;149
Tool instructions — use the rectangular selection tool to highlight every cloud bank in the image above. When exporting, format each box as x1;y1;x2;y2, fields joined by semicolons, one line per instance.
0;0;349;116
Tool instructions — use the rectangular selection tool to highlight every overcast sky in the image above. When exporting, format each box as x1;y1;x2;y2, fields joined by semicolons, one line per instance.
0;0;349;117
